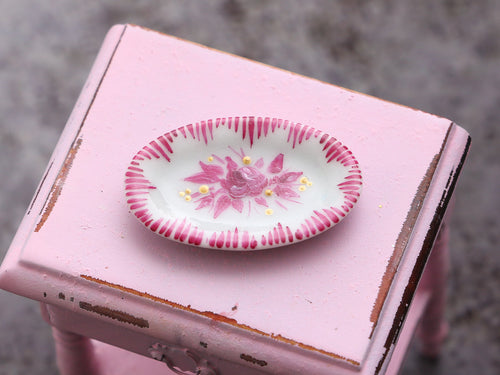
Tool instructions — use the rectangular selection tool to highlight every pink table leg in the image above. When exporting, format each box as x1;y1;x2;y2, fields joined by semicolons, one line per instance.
51;327;102;375
415;219;450;358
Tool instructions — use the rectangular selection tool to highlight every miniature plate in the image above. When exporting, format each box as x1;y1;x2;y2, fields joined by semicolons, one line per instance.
125;117;362;250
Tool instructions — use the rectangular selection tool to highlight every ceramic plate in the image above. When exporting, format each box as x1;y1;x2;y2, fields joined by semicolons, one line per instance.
125;117;362;250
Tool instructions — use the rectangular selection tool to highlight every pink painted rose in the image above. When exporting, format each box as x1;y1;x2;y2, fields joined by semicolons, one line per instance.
221;166;268;199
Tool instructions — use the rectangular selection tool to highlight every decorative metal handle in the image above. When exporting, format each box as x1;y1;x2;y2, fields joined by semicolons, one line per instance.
148;343;217;375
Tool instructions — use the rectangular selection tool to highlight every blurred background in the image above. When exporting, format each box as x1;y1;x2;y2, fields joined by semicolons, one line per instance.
0;1;498;374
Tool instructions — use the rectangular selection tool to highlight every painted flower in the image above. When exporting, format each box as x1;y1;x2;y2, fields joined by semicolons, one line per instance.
182;148;309;219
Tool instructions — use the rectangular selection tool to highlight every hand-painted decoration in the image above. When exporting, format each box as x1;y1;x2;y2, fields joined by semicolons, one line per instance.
125;117;362;250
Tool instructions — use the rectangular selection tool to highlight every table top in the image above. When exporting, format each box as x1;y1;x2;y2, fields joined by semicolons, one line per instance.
0;24;470;374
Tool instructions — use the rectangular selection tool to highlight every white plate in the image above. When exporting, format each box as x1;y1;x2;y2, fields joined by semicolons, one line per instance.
125;117;362;250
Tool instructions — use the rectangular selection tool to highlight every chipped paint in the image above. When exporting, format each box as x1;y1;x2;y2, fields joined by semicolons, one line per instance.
369;123;453;335
58;292;66;300
79;301;149;328
34;26;127;232
374;135;470;374
35;138;83;232
80;274;359;366
240;353;267;367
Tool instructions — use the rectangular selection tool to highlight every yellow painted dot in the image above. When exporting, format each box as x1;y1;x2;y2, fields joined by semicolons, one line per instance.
199;185;209;194
242;156;252;165
299;185;307;192
300;176;308;184
307;181;313;187
185;188;192;194
378;204;383;208
179;191;186;197
265;189;273;196
185;195;192;201
208;156;214;162
265;208;274;215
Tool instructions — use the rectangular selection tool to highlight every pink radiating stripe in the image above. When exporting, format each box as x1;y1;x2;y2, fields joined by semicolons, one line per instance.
343;159;359;167
241;117;247;141
209;232;217;247
178;126;187;139
277;223;286;243
257;117;263;138
134;209;148;219
305;219;317;235
305;126;315;140
234;117;239;132
195;230;204;245
126;191;149;197
346;174;363;180
208;119;214;140
131;161;140;166
201;121;208;144
166;132;175;142
250;236;258;249
327;146;348;163
273;227;280;243
345;201;354;208
271;118;278;132
158;136;173;154
343;191;361;197
287;123;294;144
261;235;267;246
130;203;146;210
335;149;351;163
263;117;270;136
242;231;249;249
314;210;331;227
301;223;310;237
345;195;358;203
195;122;201;141
286;226;294;242
216;118;222;128
216;232;225;249
165;219;178;237
319;133;330;145
125;178;150;184
338;151;354;163
248;117;255;146
298;125;307;144
125;171;144;178
225;230;232;248
338;180;362;187
127;198;147;204
188;228;199;244
174;218;187;240
137;150;151;160
283;119;289;130
125;184;156;190
232;227;239;248
179;223;191;242
186;124;195;139
143;218;153;226
143;146;159;159
293;123;301;148
227;117;232;130
150;140;170;161
342;204;350;212
150;218;163;232
159;220;171;235
295;229;304;240
323;208;340;223
268;231;274;245
311;216;325;231
325;142;342;159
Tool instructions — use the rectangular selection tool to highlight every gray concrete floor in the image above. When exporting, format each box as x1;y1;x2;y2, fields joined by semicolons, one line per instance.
0;1;499;374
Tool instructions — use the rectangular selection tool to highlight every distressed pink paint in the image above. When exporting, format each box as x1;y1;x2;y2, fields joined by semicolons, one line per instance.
0;24;470;375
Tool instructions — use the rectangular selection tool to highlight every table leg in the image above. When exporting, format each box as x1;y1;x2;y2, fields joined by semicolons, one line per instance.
51;327;102;375
415;220;450;358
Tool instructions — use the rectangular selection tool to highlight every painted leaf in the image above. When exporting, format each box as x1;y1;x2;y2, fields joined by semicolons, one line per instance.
268;153;284;173
232;199;244;213
214;195;232;218
279;171;303;183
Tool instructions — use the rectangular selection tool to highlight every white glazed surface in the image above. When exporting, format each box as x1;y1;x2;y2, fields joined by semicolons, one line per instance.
126;117;362;250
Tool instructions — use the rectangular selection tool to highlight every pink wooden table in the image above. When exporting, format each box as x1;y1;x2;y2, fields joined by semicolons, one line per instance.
0;24;470;375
